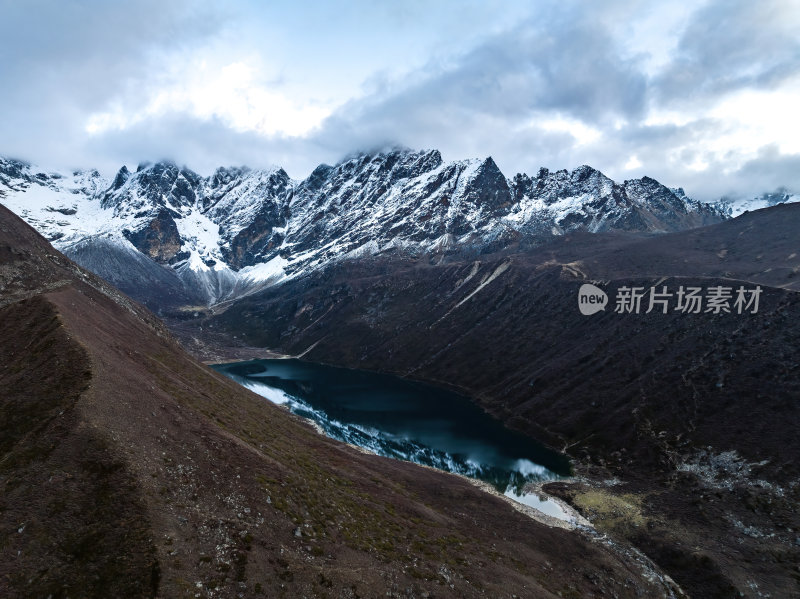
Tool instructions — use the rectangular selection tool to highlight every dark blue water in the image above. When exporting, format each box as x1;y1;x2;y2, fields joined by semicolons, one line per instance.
212;359;573;518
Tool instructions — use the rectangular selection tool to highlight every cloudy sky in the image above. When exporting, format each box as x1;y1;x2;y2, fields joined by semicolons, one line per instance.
1;0;799;201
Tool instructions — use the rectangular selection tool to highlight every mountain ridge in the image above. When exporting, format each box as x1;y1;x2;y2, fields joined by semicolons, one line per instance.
1;150;727;310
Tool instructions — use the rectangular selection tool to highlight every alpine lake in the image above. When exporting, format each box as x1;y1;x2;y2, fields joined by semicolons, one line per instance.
212;359;574;521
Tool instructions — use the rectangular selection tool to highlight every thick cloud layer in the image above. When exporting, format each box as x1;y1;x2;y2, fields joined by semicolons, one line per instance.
1;0;798;201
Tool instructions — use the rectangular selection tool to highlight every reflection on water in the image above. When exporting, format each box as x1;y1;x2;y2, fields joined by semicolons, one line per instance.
504;488;570;520
213;359;574;520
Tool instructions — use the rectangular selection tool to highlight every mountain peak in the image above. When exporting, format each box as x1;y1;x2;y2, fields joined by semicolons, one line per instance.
478;155;500;172
571;164;601;177
111;165;130;190
209;165;252;188
2;150;729;306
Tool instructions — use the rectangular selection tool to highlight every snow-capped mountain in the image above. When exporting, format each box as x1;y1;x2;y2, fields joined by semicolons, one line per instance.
713;188;800;217
507;165;722;235
0;149;726;310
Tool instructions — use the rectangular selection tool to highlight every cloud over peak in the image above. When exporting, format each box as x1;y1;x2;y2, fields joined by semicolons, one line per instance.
1;0;798;201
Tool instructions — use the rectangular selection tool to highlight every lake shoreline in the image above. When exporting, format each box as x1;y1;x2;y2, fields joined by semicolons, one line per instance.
213;358;584;527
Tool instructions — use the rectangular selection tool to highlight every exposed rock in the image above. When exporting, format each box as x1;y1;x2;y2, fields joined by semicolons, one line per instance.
1;149;728;308
123;208;182;263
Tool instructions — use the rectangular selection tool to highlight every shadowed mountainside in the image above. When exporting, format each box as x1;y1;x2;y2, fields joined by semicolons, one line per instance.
0;207;672;597
565;202;800;291
179;204;800;597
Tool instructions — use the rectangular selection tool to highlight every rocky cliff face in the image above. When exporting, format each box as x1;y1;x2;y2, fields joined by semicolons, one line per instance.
202;166;292;269
506;166;722;235
0;150;726;308
122;208;183;263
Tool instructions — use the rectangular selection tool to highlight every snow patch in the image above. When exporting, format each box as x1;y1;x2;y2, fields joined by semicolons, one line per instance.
174;210;225;266
453;260;511;309
238;255;289;284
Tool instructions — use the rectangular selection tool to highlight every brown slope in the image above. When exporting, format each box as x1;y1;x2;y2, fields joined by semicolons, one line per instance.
195;259;800;481
573;202;800;290
185;203;800;597
0;295;159;597
0;211;669;596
